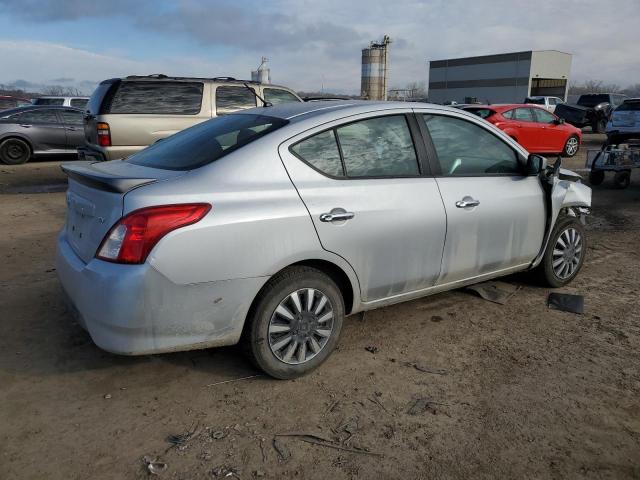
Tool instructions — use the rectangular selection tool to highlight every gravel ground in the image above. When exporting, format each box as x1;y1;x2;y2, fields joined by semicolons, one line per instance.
0;134;638;479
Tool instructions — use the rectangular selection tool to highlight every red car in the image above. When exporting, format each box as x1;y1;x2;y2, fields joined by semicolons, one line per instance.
463;104;582;157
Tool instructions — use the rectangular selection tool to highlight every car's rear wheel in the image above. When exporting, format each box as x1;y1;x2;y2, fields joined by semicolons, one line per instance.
536;216;586;288
588;170;605;185
0;138;31;165
613;170;631;189
243;266;344;379
562;135;579;157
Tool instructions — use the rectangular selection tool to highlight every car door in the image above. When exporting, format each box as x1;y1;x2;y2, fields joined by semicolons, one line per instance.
278;111;447;302
59;109;86;150
418;111;546;285
15;109;67;151
532;107;566;152
511;107;539;151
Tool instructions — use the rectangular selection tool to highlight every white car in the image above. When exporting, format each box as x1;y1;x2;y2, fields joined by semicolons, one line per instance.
525;96;565;113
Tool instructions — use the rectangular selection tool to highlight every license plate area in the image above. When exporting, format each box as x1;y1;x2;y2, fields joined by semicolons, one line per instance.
66;191;96;251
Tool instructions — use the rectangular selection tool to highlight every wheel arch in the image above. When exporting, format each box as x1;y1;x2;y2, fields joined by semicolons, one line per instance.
0;134;34;154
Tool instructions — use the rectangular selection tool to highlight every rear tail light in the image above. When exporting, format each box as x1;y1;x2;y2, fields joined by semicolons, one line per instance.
96;204;211;264
96;122;111;147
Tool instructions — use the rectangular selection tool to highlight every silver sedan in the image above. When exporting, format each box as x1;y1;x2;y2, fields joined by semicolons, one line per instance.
57;101;591;379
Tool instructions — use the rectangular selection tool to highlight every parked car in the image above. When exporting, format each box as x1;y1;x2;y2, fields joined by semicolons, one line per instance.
0;95;32;111
79;75;303;162
463;104;582;157
57;101;591;379
0;105;85;164
606;98;640;145
554;93;628;133
524;96;564;113
33;96;89;109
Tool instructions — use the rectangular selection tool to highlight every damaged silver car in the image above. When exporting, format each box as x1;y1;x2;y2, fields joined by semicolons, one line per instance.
56;101;591;379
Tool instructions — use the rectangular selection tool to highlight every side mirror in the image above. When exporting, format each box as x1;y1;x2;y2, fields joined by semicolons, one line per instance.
527;154;547;174
553;118;565;125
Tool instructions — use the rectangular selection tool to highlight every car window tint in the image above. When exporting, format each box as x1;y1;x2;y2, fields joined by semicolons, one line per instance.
465;108;494;119
70;98;88;109
616;101;640;112
535;109;556;123
60;110;84;126
422;114;520;176
291;130;344;177
502;109;514;119
19;109;60;124
108;82;204;114
336;115;419;177
513;108;534;122
264;88;301;106
126;114;287;171
34;98;64;106
216;86;257;115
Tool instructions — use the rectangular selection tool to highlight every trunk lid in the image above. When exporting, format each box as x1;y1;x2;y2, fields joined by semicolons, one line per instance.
62;160;185;263
555;104;589;124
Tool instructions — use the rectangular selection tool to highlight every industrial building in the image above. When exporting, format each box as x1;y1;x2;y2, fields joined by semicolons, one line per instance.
428;50;572;104
361;36;391;101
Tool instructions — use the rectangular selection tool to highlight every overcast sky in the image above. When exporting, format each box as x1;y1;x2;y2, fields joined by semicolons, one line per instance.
0;0;638;94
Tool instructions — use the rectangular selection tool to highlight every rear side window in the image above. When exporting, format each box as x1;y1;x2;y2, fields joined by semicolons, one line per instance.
513;108;535;122
525;97;545;105
70;98;88;109
19;109;60;124
534;109;556;123
216;86;257;115
126;114;287;170
60;109;84;125
336;116;419;177
502;109;514;119
264;88;301;105
108;82;204;114
34;98;64;106
291;130;343;177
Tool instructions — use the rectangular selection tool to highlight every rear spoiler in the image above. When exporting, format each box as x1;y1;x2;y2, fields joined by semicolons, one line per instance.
61;162;156;193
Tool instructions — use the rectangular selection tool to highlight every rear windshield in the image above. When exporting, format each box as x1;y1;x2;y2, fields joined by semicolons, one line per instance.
464;108;495;119
616;101;640;112
108;81;204;115
34;98;64;106
577;94;610;107
126;114;287;171
525;97;545;105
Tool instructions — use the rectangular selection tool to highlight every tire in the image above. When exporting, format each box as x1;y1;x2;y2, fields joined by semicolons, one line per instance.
243;266;344;379
561;135;579;157
0;137;31;165
589;170;605;186
536;216;586;288
613;170;631;189
592;118;607;134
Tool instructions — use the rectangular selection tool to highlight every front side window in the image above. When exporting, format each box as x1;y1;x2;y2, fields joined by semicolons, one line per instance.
264;88;301;106
126;114;287;171
291;130;343;177
60;109;84;126
108;81;204;115
216;86;257;115
19;109;60;124
513;108;535;122
336;115;419;177
422;114;520;176
534;109;556;123
70;98;88;109
502;109;514;119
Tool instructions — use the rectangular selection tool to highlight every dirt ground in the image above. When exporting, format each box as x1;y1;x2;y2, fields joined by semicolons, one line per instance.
1;134;639;480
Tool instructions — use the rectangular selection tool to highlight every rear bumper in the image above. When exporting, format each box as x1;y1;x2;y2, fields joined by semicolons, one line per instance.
56;231;267;355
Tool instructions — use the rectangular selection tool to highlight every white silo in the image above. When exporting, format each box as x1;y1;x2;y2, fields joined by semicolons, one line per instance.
251;57;271;84
361;35;391;100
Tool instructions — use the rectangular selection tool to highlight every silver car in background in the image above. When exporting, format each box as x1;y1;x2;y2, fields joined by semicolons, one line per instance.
57;101;591;379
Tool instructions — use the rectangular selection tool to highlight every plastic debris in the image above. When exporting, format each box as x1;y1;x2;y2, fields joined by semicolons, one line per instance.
548;292;584;314
143;456;167;476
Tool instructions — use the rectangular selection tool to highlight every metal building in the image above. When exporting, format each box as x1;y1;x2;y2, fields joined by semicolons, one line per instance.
251;57;271;84
361;36;391;101
428;50;572;104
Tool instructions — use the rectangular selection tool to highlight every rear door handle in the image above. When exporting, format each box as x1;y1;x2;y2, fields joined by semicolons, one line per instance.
320;211;355;222
455;197;480;208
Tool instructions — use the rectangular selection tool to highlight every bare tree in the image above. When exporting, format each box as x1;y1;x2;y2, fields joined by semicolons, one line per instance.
569;80;623;95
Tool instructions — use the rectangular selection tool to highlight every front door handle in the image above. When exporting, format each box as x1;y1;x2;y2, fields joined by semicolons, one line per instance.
320;211;355;222
455;197;480;208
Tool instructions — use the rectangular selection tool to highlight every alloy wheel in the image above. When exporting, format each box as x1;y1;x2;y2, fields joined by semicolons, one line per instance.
565;137;579;156
552;227;583;279
268;288;334;365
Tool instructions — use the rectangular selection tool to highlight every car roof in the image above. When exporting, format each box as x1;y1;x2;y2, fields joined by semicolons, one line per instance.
104;75;295;92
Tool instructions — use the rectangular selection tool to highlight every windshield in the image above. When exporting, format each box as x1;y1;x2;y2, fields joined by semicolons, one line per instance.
126;114;288;171
577;94;609;107
525;97;545;105
615;101;640;112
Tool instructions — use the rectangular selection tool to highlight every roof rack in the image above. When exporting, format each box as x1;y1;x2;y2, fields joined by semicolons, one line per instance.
124;74;261;84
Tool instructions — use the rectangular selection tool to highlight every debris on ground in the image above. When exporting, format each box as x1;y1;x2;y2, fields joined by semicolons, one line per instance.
406;397;449;416
205;374;262;387
167;423;200;448
466;281;520;305
402;361;448;375
211;465;240;478
103;394;112;399
143;456;168;476
275;433;382;456
430;315;444;322
548;292;585;314
364;345;378;354
272;437;291;462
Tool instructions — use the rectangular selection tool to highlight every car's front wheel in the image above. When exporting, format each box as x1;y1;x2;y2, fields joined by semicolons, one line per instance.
536;216;586;287
243;266;344;379
562;135;579;157
0;138;31;165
